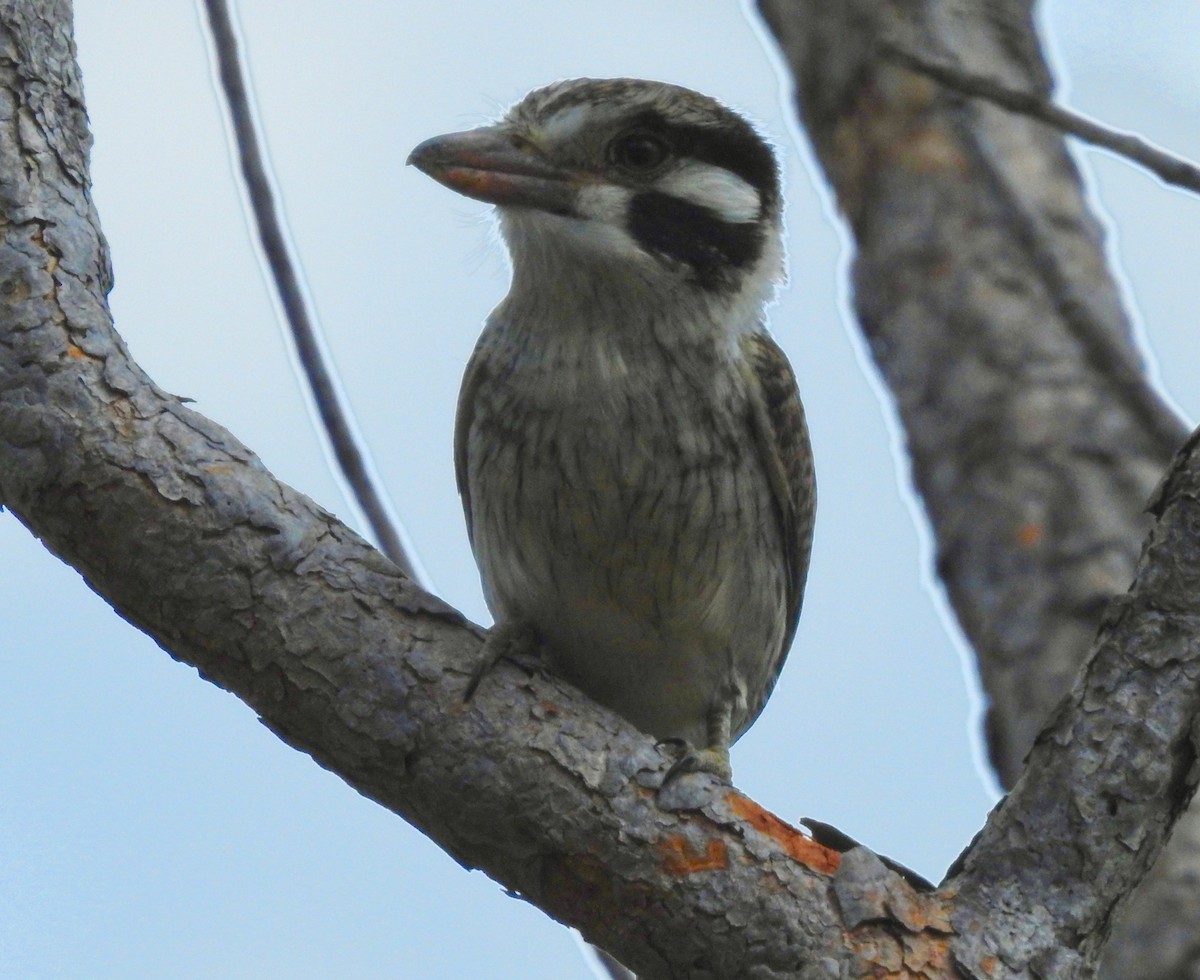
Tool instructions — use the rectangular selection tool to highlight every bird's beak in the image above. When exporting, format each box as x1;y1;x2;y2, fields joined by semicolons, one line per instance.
407;128;576;217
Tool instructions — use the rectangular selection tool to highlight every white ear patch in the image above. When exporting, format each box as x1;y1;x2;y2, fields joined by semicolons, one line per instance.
656;162;761;224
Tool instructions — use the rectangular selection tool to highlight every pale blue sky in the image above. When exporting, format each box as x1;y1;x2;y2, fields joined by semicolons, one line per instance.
3;2;1198;976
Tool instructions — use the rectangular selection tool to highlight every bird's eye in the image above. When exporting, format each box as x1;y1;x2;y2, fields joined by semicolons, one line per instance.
610;132;671;173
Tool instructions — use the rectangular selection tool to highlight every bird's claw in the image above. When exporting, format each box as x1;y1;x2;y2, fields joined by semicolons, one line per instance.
661;742;733;786
464;620;542;701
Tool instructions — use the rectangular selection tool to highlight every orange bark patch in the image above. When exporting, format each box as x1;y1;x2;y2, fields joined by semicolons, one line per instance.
66;343;87;359
727;793;841;875
657;835;728;876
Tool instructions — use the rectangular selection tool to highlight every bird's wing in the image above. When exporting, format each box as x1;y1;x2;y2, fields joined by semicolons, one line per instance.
453;342;489;551
740;329;815;705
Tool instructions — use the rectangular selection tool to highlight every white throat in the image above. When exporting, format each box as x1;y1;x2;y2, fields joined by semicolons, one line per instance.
495;206;785;356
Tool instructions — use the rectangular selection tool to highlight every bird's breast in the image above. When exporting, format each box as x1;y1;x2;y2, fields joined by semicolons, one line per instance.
471;324;748;568
463;316;788;742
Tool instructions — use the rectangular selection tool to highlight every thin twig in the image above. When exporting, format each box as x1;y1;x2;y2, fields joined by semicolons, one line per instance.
881;41;1200;197
199;0;418;580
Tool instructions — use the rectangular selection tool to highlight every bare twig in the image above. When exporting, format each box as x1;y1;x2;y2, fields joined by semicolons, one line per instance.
199;0;419;580
881;41;1200;197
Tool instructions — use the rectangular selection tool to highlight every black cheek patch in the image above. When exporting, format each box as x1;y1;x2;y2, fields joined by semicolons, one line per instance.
628;191;764;291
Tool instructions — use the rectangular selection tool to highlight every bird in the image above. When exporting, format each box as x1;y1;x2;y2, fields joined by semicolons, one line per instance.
408;78;814;780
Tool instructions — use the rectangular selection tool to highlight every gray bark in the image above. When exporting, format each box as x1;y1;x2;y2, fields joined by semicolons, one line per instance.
756;0;1200;975
3;1;1200;977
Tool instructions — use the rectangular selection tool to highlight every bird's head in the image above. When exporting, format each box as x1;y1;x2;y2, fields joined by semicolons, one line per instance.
409;78;784;306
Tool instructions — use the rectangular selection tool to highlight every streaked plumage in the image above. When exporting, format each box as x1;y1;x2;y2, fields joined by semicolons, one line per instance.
410;78;814;777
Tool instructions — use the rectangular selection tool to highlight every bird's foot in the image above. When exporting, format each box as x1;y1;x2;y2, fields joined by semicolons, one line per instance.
658;699;735;788
464;619;542;701
660;740;732;786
